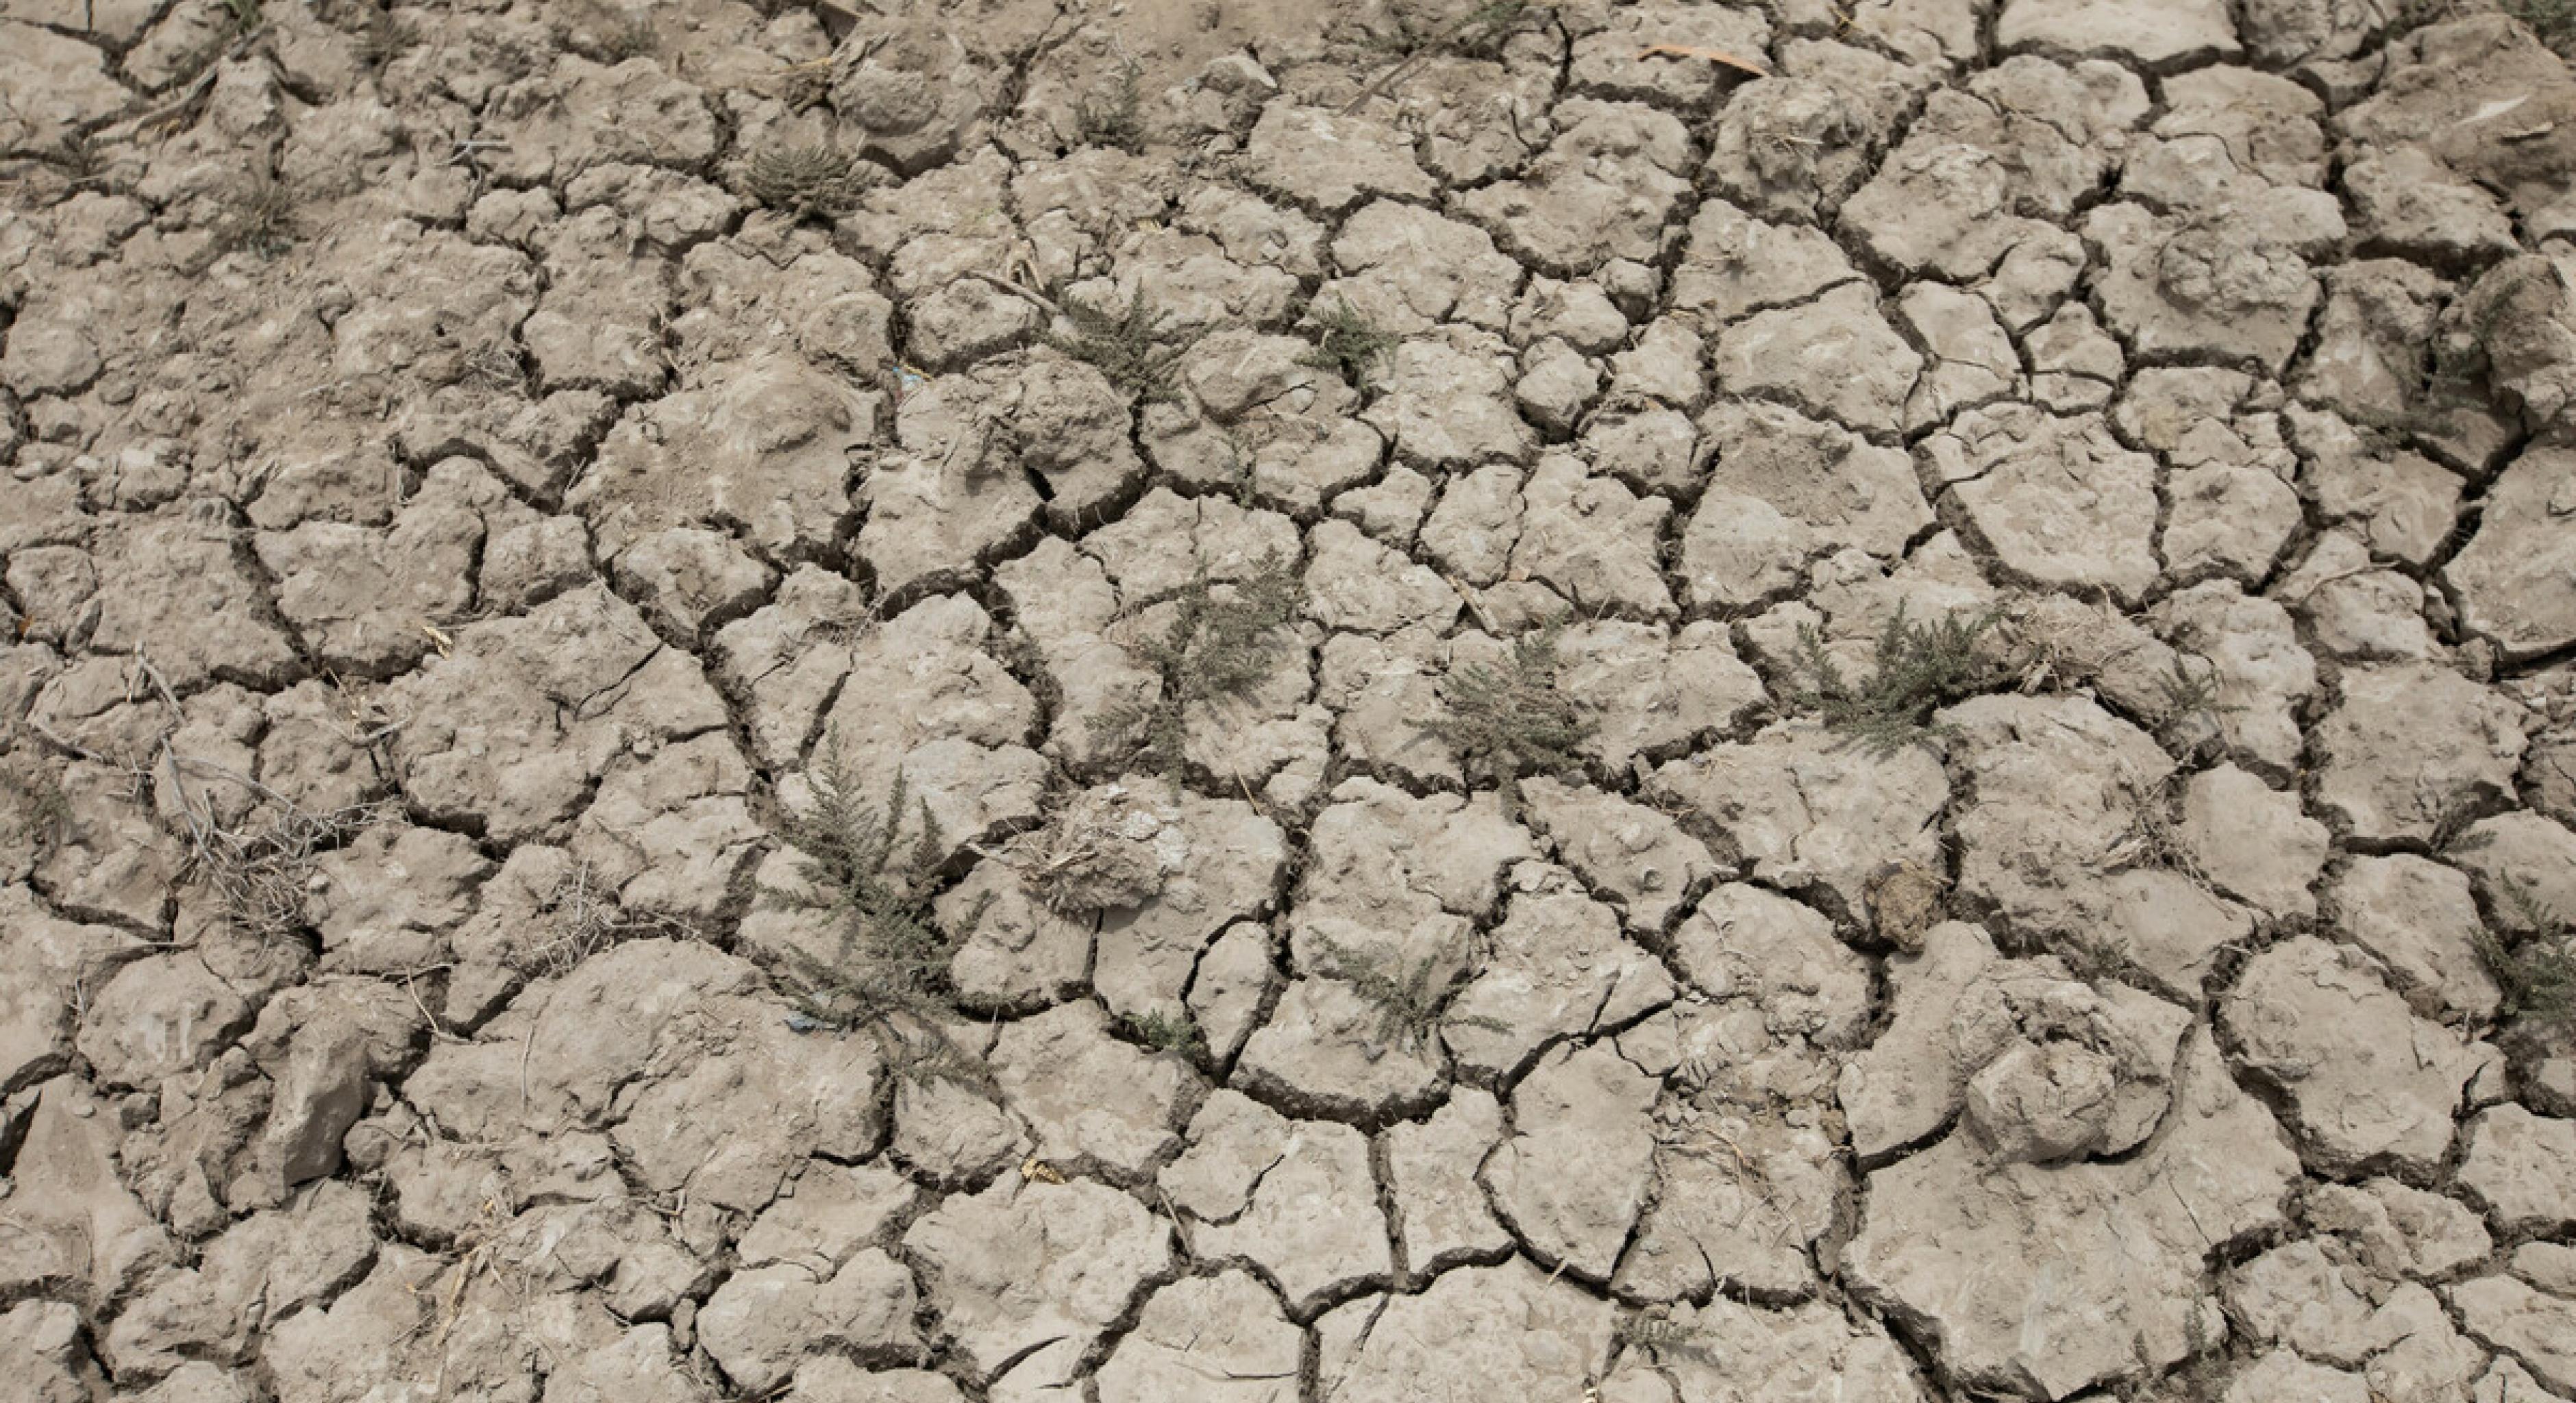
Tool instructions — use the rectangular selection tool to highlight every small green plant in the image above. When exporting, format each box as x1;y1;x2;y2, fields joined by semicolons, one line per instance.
1299;295;1400;389
1043;284;1194;403
739;142;868;221
1613;1311;1714;1358
1317;933;1505;1054
1101;557;1302;773
2155;657;2224;721
2505;0;2576;53
1074;61;1146;153
1370;0;1541;56
4;769;73;854
2153;656;2235;751
1118;1007;1204;1056
212;170;297;259
2475;879;2576;1034
1789;603;2007;755
762;738;965;1039
1424;627;1590;808
771;57;834;113
354;7;414;66
47;131;110;191
602;10;658;59
223;0;263;33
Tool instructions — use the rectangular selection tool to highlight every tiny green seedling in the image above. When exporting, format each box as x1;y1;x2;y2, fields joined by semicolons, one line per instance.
1613;1311;1715;1359
602;10;657;60
5;769;73;853
2505;0;2576;53
1370;0;1541;56
2155;657;2225;723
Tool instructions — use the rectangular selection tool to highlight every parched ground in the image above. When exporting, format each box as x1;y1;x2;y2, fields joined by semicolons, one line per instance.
5;0;2576;1398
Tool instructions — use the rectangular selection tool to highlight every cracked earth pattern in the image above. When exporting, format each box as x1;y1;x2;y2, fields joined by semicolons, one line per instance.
5;0;2576;1399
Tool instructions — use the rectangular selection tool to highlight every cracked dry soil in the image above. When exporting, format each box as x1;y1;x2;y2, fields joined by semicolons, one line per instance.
6;0;2576;1399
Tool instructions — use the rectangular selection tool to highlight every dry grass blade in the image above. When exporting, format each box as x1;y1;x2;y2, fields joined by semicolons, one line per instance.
519;859;686;976
1635;41;1769;75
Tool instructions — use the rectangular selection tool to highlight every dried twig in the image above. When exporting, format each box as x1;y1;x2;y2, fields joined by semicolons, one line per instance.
94;23;275;141
1635;41;1769;76
961;268;1065;319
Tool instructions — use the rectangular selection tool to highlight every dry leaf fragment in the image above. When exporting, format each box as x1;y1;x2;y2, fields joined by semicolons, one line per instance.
1635;42;1769;77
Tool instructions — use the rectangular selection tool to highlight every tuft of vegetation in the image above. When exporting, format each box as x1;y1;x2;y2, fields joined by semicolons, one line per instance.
1074;60;1146;153
3;767;73;855
602;10;658;60
1424;626;1590;808
2153;656;2233;750
212;170;297;259
739;142;868;221
771;57;834;114
1372;0;1544;57
1101;557;1302;773
46;131;112;192
223;0;264;34
2155;657;2225;722
344;1;416;68
1614;1311;1715;1358
1316;933;1504;1054
1118;1007;1204;1056
760;737;986;1086
188;799;395;943
2475;878;2576;1034
1016;792;1168;915
1043;284;1195;403
2505;0;2576;53
1789;603;2007;755
519;858;685;976
1298;295;1400;390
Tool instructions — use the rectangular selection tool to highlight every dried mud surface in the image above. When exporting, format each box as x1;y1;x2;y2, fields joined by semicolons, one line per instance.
5;0;2576;1399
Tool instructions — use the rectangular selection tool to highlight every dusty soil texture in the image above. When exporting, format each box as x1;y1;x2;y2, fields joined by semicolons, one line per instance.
8;0;2576;1398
